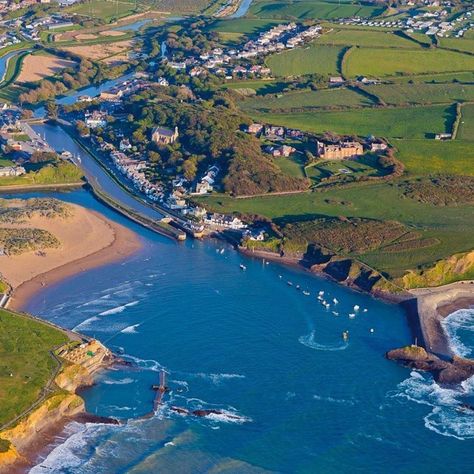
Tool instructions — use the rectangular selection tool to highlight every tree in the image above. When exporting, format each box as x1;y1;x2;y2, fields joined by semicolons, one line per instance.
45;101;59;120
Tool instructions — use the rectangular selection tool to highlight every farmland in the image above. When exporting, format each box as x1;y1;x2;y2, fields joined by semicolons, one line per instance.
361;83;474;106
458;104;474;141
248;0;385;20
250;104;456;139
343;47;474;78
0;309;68;427
315;29;419;48
241;87;374;112
266;43;344;77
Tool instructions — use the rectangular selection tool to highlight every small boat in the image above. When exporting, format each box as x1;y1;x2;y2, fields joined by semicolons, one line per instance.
239;264;246;270
318;291;325;296
332;311;339;316
302;291;310;296
220;248;225;254
353;305;360;311
296;285;301;290
363;308;368;313
324;303;330;309
349;313;356;319
279;275;282;279
342;330;349;341
333;298;339;304
370;328;375;334
287;281;293;286
317;295;323;301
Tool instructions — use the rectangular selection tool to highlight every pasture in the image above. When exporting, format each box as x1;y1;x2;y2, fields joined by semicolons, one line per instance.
265;43;344;77
316;29;420;49
248;0;385;20
250;104;456;139
241;87;374;112
361;83;474;105
65;0;138;21
343;47;474;78
0;309;68;427
457;104;474;141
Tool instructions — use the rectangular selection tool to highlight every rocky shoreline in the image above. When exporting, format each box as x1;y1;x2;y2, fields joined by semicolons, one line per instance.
387;281;474;386
0;341;121;473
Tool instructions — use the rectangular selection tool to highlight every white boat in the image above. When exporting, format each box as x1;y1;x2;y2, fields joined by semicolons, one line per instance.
318;291;325;296
239;264;246;270
353;305;360;311
333;298;338;304
349;313;356;319
302;291;310;296
332;311;339;316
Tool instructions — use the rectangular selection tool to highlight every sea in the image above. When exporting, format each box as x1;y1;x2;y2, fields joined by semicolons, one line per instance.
8;188;474;473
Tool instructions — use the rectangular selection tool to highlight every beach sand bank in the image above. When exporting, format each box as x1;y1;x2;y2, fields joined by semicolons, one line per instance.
2;203;142;311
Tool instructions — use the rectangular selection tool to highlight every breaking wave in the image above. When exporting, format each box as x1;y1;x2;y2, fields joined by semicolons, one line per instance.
393;371;474;440
313;394;357;406
99;301;139;316
121;324;140;334
73;316;99;331
441;308;474;358
102;377;135;385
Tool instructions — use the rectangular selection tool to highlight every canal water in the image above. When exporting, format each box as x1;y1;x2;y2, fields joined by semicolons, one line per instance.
2;185;469;473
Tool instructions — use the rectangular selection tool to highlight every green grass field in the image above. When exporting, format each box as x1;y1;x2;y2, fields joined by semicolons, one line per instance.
208;18;282;35
249;0;385;20
224;79;289;95
266;43;344;77
343;47;474;78
316;29;420;48
241;86;374;112
457;103;474;141
394;139;474;175
274;155;306;178
361;83;474;105
387;70;474;84
194;183;474;275
66;0;138;21
439;37;474;54
250;104;456;139
0;309;68;427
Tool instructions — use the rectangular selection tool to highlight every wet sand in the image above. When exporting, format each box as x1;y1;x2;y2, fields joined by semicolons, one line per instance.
410;281;474;358
4;206;142;311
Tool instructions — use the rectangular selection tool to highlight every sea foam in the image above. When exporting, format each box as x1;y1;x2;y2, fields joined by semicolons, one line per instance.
299;331;348;351
441;308;474;358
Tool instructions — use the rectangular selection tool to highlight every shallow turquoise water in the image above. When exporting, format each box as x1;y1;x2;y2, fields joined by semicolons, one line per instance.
11;189;474;473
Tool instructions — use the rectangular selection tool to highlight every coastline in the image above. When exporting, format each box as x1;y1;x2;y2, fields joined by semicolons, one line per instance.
8;209;142;312
409;281;474;358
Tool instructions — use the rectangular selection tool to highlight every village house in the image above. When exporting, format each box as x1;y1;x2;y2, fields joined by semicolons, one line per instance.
204;213;247;230
84;111;107;129
370;142;388;153
248;123;264;135
435;133;452;140
316;140;364;160
119;138;132;152
266;145;296;157
152;126;179;145
0;165;25;177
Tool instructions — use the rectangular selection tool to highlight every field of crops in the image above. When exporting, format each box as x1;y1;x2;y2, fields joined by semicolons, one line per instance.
66;0;138;21
387;71;474;84
248;0;385;20
208;18;282;35
250;104;455;139
241;87;374;112
343;47;474;78
457;103;474;141
266;43;343;77
316;29;419;48
362;83;474;105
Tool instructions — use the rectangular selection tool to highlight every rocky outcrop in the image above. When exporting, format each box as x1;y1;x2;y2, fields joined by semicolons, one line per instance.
386;345;474;385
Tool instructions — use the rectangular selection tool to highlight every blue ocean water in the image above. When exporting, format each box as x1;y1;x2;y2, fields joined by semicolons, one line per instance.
12;189;474;473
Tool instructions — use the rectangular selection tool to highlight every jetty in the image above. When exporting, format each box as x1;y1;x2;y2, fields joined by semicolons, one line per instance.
152;370;169;410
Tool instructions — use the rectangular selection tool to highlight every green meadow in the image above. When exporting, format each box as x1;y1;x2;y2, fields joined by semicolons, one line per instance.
315;29;419;48
266;44;344;77
0;309;68;427
250;104;456;139
343;47;474;78
241;87;374;112
361;83;474;106
457;104;474;141
248;0;385;20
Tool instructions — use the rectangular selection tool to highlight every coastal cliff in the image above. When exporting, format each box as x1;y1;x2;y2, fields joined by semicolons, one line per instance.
0;343;112;472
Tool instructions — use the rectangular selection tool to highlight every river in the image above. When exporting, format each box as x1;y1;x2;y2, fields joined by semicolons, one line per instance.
0;49;28;83
11;106;474;472
229;0;254;19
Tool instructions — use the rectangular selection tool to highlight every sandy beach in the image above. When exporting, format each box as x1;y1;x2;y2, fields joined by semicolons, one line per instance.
410;281;474;358
2;203;142;311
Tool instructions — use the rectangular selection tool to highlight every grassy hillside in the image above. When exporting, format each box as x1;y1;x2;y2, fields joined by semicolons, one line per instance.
266;43;344;76
316;29;419;48
361;83;474;106
0;309;68;427
249;0;385;20
344;48;474;78
250;104;456;139
458;103;474;141
241;87;374;112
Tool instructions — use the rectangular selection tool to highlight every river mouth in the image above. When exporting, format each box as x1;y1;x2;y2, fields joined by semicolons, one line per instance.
6;185;467;472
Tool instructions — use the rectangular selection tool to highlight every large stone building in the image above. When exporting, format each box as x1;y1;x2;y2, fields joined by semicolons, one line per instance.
316;140;363;160
151;126;179;145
